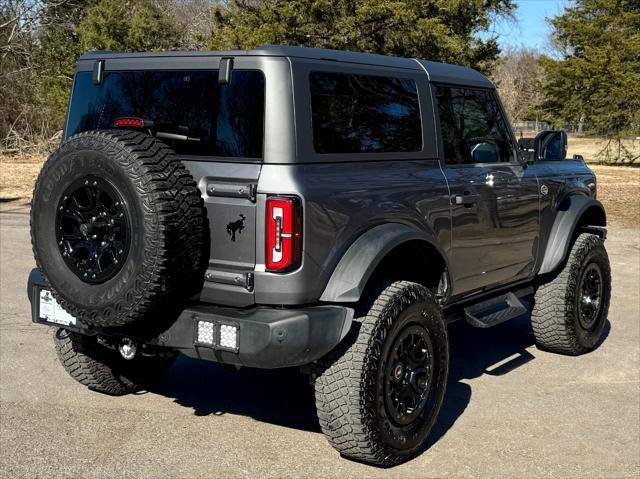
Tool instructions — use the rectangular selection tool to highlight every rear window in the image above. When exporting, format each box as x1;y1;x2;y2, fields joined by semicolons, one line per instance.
309;72;422;154
66;70;265;158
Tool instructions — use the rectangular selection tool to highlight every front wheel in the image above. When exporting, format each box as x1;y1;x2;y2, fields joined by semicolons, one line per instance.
531;233;611;355
314;281;449;467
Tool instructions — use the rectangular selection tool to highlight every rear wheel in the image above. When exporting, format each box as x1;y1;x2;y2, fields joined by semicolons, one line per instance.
531;233;611;355
314;281;448;466
54;329;176;396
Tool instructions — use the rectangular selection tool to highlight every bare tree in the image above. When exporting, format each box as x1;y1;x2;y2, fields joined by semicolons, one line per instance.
154;0;216;49
1;0;45;151
491;48;544;128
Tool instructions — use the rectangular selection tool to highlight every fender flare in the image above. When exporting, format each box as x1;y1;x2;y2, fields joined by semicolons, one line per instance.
538;196;606;275
320;223;448;303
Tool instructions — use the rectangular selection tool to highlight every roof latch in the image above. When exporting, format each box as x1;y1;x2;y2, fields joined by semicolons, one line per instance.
218;57;234;85
92;60;105;85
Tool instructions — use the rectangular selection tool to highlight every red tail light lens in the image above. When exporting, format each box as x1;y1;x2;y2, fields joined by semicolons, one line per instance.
114;117;145;128
266;196;302;272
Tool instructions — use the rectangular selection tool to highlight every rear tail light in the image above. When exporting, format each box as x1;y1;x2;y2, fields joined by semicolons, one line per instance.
266;196;302;272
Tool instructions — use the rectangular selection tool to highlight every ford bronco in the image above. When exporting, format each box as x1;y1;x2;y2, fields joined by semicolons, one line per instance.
28;46;610;466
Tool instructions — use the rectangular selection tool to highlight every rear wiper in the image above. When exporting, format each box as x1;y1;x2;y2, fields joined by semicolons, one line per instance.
155;131;201;143
114;117;201;142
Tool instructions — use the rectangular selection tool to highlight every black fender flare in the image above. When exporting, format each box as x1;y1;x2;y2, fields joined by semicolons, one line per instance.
538;196;606;275
319;223;449;302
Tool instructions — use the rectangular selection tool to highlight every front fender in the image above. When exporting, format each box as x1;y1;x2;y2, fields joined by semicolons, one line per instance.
538;196;606;275
319;223;445;302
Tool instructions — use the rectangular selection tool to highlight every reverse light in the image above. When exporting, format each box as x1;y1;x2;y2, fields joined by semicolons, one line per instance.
266;196;302;272
196;320;215;345
219;324;239;351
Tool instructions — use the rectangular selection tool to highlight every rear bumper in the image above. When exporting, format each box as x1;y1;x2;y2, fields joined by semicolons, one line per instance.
27;268;353;369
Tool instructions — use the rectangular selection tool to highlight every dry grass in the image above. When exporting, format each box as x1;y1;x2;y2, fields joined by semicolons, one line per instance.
590;165;640;228
0;153;45;207
567;136;640;164
1;154;638;227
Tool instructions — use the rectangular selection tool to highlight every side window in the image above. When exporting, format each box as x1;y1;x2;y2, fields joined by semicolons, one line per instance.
435;86;515;165
310;72;422;154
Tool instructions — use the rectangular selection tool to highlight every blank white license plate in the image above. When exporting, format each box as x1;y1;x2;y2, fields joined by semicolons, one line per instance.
39;290;76;326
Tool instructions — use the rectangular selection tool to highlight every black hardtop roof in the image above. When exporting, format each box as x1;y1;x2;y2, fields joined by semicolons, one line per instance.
79;45;493;88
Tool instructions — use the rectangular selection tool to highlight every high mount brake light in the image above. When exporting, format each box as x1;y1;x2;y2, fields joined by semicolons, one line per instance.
266;196;302;272
114;117;146;128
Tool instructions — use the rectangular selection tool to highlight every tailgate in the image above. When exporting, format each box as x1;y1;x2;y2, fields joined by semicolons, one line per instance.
184;160;260;306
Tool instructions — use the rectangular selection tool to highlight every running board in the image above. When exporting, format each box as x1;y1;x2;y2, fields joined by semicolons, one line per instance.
464;292;528;329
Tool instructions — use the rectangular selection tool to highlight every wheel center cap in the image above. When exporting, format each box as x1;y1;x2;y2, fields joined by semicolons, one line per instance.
394;364;404;380
80;222;106;238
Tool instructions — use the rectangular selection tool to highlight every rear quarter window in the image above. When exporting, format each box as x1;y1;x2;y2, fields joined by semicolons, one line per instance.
66;70;265;158
309;72;422;154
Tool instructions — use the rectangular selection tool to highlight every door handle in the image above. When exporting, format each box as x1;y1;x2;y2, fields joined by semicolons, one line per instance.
452;192;480;206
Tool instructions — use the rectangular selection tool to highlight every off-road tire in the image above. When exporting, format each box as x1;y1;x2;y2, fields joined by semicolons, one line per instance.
314;281;449;467
531;233;611;355
54;328;176;396
31;130;207;328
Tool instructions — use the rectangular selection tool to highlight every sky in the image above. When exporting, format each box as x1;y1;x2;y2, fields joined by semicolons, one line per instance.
486;0;572;52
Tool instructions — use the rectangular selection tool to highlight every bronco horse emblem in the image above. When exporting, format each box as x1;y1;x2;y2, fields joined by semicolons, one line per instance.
226;214;246;242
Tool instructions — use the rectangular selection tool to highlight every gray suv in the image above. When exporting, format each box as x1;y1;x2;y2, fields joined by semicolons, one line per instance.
28;46;611;466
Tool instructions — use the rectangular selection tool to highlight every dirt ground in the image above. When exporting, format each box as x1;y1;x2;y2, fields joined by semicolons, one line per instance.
2;152;638;226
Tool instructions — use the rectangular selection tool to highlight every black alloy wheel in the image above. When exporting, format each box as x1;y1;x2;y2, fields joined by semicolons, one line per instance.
55;176;131;284
383;324;435;426
577;262;603;330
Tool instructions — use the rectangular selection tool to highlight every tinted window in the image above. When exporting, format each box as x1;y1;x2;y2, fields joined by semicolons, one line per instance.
66;70;265;158
310;72;422;154
434;86;515;165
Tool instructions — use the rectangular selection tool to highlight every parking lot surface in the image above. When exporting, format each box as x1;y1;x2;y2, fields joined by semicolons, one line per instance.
1;208;638;478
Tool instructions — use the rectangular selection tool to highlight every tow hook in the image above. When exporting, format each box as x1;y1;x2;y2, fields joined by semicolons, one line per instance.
118;338;137;360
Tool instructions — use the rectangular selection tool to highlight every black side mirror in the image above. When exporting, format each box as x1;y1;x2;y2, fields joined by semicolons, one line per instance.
533;130;567;161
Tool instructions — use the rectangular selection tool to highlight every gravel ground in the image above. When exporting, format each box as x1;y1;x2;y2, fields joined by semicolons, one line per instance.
1;209;639;478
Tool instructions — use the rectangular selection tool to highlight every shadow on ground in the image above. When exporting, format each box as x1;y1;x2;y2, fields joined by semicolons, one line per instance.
153;311;543;441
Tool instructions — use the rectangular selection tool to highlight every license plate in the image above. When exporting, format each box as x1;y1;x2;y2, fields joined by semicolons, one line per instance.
39;290;76;326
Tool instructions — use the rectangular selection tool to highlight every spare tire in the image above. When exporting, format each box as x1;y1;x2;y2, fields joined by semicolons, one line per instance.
31;130;207;328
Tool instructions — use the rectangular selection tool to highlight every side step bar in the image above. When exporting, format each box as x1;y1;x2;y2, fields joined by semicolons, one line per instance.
464;292;528;329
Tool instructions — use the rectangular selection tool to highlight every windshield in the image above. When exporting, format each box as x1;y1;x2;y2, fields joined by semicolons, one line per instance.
66;70;265;158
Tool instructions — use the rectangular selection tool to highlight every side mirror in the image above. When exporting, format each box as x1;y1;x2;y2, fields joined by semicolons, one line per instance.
533;130;567;161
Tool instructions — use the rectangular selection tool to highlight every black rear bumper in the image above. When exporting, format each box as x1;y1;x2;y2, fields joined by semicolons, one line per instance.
27;268;353;369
